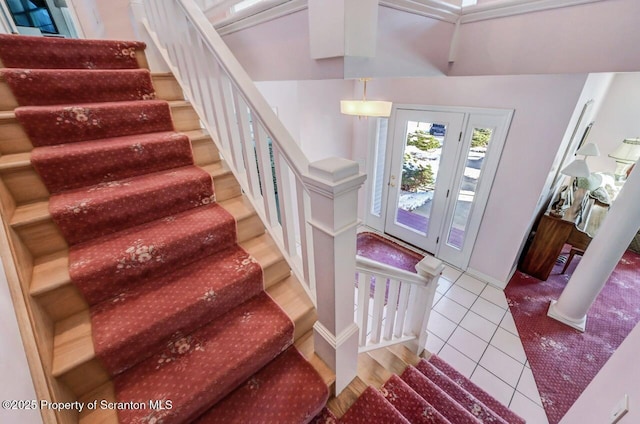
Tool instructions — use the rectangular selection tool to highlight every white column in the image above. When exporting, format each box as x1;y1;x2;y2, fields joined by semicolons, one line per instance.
304;157;366;395
548;163;640;331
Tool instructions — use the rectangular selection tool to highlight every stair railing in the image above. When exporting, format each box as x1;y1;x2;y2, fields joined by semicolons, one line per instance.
356;255;443;355
133;0;365;393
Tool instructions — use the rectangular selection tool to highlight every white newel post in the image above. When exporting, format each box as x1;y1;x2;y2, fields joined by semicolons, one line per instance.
304;157;366;395
408;256;444;355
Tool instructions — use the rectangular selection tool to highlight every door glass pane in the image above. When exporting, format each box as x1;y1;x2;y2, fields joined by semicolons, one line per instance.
447;127;493;249
395;121;446;235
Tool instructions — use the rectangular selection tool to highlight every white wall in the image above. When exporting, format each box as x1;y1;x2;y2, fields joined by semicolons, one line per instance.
561;320;640;424
256;79;355;162
586;73;640;174
0;262;41;424
451;0;640;76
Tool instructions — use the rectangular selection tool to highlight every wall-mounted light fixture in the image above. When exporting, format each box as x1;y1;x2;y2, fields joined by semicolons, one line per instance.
340;78;392;118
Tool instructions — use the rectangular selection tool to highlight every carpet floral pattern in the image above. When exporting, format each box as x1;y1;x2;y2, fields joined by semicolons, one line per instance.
507;248;640;423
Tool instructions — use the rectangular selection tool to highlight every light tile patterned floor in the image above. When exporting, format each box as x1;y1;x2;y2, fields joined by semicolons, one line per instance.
426;265;549;424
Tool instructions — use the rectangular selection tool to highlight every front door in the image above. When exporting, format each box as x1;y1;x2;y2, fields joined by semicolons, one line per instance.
382;107;512;270
384;109;465;254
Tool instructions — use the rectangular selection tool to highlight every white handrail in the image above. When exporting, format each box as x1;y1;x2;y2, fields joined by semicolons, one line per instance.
177;0;310;181
356;255;429;286
138;0;366;393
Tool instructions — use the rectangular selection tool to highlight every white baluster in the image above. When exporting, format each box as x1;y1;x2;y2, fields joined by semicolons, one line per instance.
384;279;400;341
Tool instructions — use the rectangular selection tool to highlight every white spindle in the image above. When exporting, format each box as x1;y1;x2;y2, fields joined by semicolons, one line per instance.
394;283;411;338
218;75;245;174
234;96;261;200
357;273;370;346
295;180;315;297
384;279;400;341
272;145;296;257
370;276;386;344
254;124;279;228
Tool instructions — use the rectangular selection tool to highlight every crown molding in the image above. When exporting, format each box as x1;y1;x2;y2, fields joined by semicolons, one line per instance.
214;0;307;36
211;0;606;36
460;0;605;24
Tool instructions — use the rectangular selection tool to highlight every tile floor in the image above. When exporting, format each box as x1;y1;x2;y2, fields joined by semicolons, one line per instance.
426;265;550;424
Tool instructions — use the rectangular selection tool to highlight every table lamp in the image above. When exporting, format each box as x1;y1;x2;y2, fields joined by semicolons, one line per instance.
608;138;640;185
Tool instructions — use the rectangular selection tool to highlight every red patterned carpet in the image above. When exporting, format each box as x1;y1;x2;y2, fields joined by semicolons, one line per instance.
313;354;525;423
507;248;640;423
0;34;328;423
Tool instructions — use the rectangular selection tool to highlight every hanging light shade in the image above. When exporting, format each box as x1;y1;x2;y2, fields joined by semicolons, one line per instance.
341;78;392;118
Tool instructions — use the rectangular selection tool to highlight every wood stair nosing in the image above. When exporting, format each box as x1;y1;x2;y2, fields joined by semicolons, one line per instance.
0;71;182;112
0;100;201;157
1;128;218;213
76;275;317;424
29;195;268;323
294;330;337;393
10;160;238;260
54;252;306;399
51;231;290;377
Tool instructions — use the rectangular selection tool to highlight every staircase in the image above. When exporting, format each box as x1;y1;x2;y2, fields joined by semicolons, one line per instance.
317;346;526;423
0;34;333;423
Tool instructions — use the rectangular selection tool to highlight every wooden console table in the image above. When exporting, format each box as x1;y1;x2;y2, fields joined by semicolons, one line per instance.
520;212;592;280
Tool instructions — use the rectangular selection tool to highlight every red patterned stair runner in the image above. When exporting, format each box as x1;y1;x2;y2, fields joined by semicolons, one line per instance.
336;355;526;423
0;34;327;423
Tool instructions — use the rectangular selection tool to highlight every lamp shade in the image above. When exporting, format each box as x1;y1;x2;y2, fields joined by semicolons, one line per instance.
561;159;591;178
340;100;392;117
576;142;600;157
609;138;640;164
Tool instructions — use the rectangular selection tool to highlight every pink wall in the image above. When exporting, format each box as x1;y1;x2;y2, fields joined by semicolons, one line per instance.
256;79;355;162
343;6;454;79
586;73;640;174
0;264;40;424
223;9;345;81
451;0;640;76
224;6;455;81
69;0;136;40
363;73;588;283
561;319;640;423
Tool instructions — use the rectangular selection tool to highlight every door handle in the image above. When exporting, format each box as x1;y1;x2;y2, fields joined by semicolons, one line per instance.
389;175;396;187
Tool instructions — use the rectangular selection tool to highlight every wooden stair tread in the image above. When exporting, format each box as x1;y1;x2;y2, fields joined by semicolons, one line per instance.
0;151;30;170
295;330;336;391
0;100;192;121
266;274;316;341
51;232;289;377
358;351;393;388
11;161;231;228
77;276;317;424
30;196;261;298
